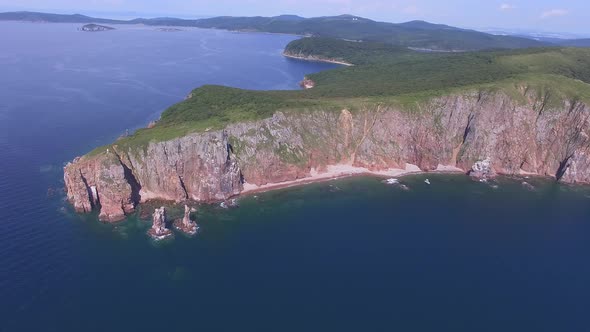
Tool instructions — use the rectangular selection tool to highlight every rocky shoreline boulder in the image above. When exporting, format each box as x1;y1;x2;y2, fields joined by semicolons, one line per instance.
469;158;496;180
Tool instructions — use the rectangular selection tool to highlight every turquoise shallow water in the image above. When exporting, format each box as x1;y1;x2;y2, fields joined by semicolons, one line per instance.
2;22;590;332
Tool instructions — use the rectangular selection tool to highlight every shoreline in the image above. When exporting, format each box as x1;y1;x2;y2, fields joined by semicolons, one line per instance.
282;52;354;66
91;165;571;224
240;163;464;196
137;164;566;208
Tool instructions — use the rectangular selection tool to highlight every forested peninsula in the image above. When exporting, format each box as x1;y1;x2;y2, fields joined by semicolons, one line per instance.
47;13;590;222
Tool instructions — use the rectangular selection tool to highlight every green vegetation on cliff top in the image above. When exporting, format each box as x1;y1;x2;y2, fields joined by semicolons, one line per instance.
95;40;590;155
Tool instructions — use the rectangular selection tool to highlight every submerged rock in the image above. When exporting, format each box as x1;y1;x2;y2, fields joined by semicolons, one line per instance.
384;178;399;185
148;207;173;240
522;181;535;191
383;178;409;190
220;198;239;209
173;205;198;236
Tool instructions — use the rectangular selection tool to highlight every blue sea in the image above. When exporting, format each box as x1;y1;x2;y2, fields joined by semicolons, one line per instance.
1;22;590;332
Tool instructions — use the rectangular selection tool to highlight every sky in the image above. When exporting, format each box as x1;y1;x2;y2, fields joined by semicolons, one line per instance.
1;0;588;35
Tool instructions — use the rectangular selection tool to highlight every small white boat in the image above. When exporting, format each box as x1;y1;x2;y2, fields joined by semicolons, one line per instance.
424;179;431;185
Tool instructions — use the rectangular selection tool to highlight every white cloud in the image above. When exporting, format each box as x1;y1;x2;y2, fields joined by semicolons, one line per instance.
540;9;569;19
499;3;515;11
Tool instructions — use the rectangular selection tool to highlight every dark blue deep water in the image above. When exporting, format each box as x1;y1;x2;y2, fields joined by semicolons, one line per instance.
1;22;590;332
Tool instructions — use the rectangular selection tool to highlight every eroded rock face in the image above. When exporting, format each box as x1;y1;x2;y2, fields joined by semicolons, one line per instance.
173;205;198;235
64;90;590;219
64;130;242;222
63;153;135;222
148;207;172;240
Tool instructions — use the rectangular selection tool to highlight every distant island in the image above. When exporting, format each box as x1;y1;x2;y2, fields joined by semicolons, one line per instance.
80;23;114;32
156;27;182;32
3;11;590;50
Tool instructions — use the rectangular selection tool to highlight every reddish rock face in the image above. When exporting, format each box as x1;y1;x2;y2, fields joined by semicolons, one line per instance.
300;78;315;89
64;152;134;222
64;130;243;222
64;90;590;220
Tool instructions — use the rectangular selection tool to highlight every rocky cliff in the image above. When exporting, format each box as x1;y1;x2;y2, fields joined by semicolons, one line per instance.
64;89;590;222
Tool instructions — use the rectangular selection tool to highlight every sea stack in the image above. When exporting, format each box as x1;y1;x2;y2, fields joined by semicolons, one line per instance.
148;207;173;240
173;205;199;235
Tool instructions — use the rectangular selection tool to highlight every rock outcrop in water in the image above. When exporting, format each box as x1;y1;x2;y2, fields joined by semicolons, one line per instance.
173;205;198;235
64;89;590;221
148;207;172;240
80;24;114;32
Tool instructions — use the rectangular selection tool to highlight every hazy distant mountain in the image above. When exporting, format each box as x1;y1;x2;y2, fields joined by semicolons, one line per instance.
0;11;123;24
552;39;590;47
2;10;584;51
191;14;550;51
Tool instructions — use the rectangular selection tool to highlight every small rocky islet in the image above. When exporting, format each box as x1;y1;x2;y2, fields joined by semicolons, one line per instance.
79;23;114;32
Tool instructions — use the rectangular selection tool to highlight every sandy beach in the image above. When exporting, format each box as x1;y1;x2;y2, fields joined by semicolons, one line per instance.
241;163;465;195
282;52;354;66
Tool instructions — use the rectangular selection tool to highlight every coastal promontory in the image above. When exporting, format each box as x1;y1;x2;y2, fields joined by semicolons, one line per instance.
63;42;590;222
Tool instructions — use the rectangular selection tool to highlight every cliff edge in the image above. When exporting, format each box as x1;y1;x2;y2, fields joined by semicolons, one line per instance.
65;88;590;222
